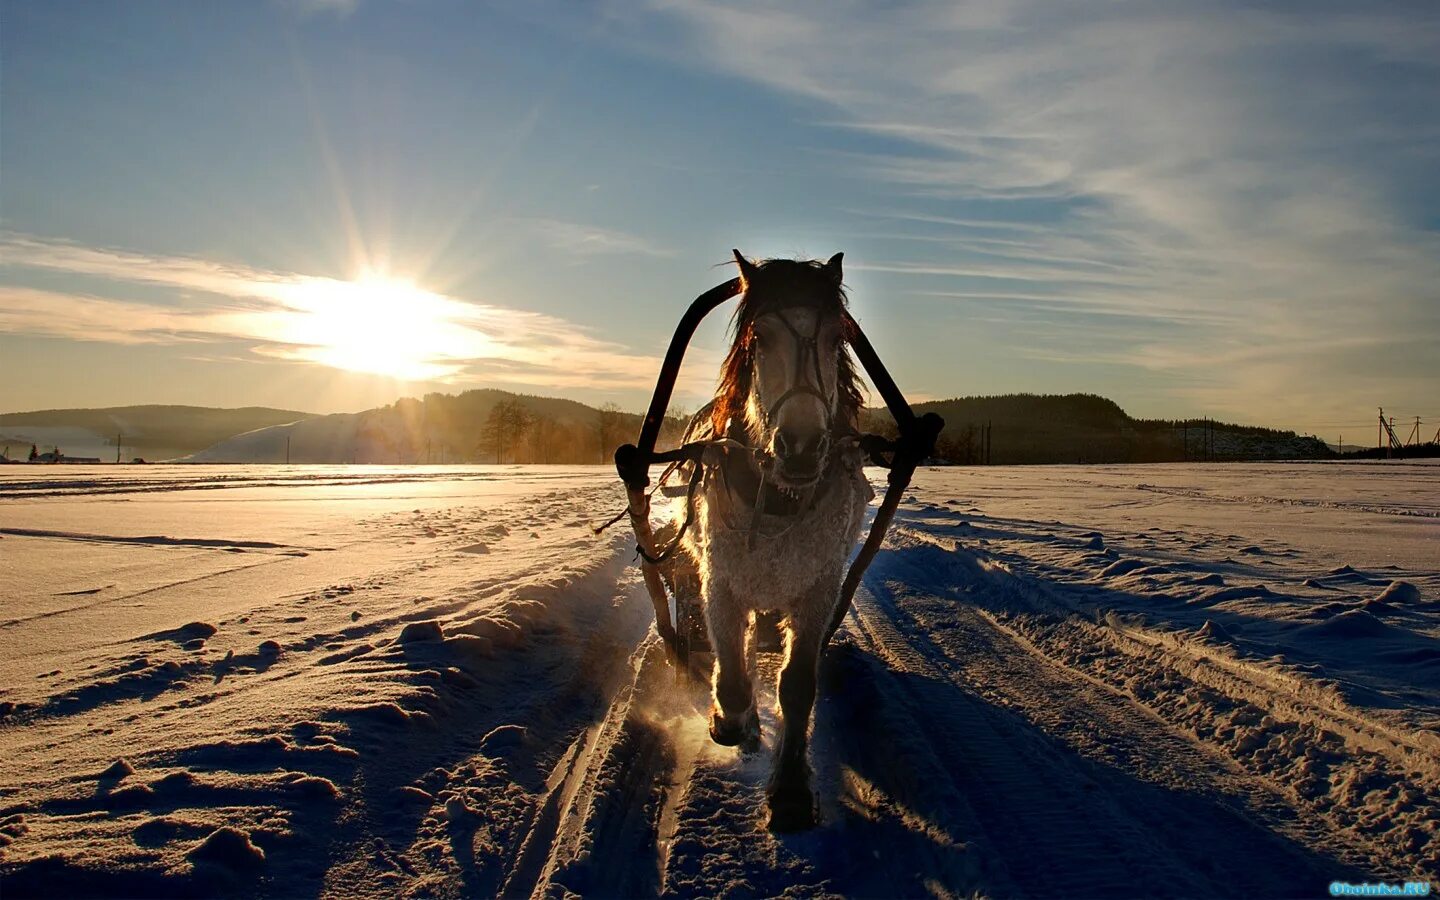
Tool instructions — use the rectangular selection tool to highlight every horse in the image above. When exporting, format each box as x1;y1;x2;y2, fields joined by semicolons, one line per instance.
674;250;874;832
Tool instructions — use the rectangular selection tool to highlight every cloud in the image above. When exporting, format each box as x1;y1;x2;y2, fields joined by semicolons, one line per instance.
0;233;716;395
640;0;1440;428
520;218;675;258
281;0;360;18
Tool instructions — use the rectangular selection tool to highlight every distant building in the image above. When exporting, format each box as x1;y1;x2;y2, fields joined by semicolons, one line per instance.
28;447;101;464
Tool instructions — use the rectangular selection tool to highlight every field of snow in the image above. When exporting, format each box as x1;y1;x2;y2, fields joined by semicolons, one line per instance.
1;461;1436;897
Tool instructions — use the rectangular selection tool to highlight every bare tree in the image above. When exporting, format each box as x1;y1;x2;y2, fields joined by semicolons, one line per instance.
529;414;560;464
480;399;534;463
595;402;626;463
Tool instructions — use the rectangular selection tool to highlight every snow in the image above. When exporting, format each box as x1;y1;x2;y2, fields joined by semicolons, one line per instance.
1;460;1435;896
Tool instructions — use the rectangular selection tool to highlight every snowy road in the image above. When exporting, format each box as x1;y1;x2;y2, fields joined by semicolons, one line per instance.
1;462;1435;897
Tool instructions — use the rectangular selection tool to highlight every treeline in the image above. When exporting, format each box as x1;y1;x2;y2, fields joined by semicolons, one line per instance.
1337;443;1440;460
184;389;1336;466
329;390;690;465
862;393;1333;465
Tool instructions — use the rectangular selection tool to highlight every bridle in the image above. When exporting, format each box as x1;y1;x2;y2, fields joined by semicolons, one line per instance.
753;304;837;460
726;301;848;549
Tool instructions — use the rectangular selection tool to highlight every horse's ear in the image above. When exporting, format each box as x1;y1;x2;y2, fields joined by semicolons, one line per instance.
824;252;844;286
732;249;758;288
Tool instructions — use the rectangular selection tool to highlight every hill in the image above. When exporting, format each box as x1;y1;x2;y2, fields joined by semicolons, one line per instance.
7;391;1333;466
182;389;690;464
861;393;1331;464
0;405;313;462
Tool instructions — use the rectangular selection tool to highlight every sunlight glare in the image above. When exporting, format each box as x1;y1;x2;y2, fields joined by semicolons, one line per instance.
272;274;491;382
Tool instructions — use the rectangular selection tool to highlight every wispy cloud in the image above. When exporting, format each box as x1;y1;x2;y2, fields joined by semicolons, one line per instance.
282;0;360;18
520;218;675;258
0;233;715;395
642;0;1440;428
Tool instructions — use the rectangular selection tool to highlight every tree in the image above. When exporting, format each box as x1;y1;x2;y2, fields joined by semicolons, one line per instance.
595;402;626;463
481;399;534;463
529;414;560;464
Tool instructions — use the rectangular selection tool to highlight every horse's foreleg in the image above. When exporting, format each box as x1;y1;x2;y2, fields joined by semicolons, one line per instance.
767;614;824;832
705;587;758;750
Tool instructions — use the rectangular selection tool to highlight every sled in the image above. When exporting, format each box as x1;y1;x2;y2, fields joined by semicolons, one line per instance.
613;270;942;673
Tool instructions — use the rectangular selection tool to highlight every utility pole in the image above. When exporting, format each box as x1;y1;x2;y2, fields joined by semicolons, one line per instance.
116;432;122;464
1407;417;1421;447
285;435;291;465
1378;408;1404;457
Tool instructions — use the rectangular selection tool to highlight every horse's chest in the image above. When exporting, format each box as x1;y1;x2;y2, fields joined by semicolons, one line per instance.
692;472;867;611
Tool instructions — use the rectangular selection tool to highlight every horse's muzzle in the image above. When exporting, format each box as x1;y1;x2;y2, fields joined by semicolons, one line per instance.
772;429;829;486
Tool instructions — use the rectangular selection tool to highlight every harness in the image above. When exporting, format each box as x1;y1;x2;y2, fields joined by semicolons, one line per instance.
613;272;943;665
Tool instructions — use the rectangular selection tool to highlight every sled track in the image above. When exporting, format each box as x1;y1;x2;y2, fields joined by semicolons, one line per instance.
885;522;1440;880
502;546;1374;897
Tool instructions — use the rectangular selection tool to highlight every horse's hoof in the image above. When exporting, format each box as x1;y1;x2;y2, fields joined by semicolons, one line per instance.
709;709;758;748
708;706;759;748
709;716;744;746
765;787;818;833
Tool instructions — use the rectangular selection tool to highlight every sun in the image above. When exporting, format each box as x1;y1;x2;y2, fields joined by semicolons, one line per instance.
272;274;487;382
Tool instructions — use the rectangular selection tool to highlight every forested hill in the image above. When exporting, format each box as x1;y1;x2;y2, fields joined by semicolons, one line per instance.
861;393;1332;464
182;389;688;464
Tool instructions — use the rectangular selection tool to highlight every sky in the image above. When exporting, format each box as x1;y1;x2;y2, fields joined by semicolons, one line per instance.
1;0;1437;439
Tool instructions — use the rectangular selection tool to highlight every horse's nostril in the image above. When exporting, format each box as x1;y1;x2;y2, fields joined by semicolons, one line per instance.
796;435;825;459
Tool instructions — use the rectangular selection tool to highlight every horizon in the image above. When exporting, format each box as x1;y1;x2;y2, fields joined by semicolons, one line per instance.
0;385;1384;436
2;2;1437;440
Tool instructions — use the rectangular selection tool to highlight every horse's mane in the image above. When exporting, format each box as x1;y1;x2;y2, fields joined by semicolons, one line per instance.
709;257;865;438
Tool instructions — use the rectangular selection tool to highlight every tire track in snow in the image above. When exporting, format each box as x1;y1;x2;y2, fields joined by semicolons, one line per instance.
889;522;1438;878
842;558;1361;896
846;589;1203;896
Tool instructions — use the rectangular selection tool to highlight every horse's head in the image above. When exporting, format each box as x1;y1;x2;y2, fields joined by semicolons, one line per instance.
713;250;862;490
